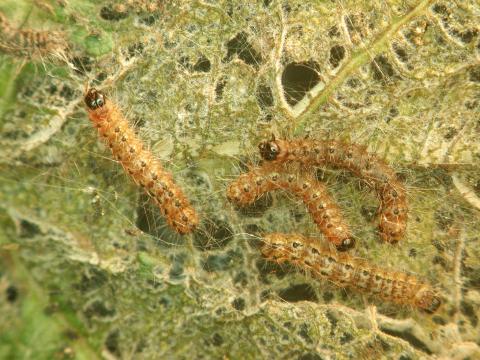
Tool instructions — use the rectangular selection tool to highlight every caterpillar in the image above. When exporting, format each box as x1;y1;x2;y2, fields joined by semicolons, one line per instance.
261;233;441;313
0;12;67;58
227;165;355;251
84;88;199;234
258;137;408;244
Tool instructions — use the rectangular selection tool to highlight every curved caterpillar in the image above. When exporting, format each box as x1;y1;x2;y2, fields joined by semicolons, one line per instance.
84;88;199;234
0;12;67;58
259;138;407;244
261;233;441;313
227;165;355;251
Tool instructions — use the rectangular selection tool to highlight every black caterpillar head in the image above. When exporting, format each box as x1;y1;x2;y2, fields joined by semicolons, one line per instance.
424;295;442;314
84;88;106;110
416;289;443;314
336;237;356;252
258;138;280;161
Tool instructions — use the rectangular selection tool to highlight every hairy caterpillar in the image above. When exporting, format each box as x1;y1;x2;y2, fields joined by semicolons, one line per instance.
261;233;441;313
0;12;67;58
84;88;199;234
259;138;407;244
227;165;355;251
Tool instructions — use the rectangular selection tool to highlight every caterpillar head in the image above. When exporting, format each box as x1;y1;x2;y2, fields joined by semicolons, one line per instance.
336;236;356;252
414;287;442;314
84;88;106;110
258;136;283;161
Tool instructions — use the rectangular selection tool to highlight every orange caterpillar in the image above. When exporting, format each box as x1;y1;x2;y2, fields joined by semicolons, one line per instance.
227;165;355;251
259;138;407;244
84;88;199;234
0;12;67;58
261;233;441;313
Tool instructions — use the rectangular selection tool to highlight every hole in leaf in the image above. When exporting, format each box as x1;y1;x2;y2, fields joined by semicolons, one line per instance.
281;61;320;106
329;45;345;68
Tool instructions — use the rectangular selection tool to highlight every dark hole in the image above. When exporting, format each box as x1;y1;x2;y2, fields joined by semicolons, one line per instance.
328;25;340;38
432;4;448;15
63;329;79;340
84;300;116;318
244;224;263;244
434;209;454;231
340;332;353;344
431;239;445;252
379;327;432;355
263;0;272;7
469;66;480;83
235;193;273;217
212;333;224;346
6;285;18;303
297;353;323;360
75;268;108;292
281;61;320;106
455;29;478;44
474;179;480;196
135;194;183;247
392;43;408;63
95;72;107;83
329;45;345;68
169;262;184;281
344;13;365;37
278;283;317;302
325;310;338;336
127;42;145;60
178;56;191;70
371;55;396;81
432;255;448;270
389;107;399;117
59;86;75;101
105;330;121;357
135;339;147;353
193;56;211;72
379;338;391;351
139;14;157;26
224;32;262;67
215;77;227;101
346;77;361;88
444;127;457;140
256;84;274;109
461;300;479;327
360;205;377;222
299;323;313;343
193;219;233;251
19;219;41;238
232;297;246;311
71;56;93;75
282;3;292;13
233;271;248;287
432;315;446;325
323;291;334;303
464;100;478;110
48;84;58;94
202;250;240;272
261;113;273;122
100;6;128;21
